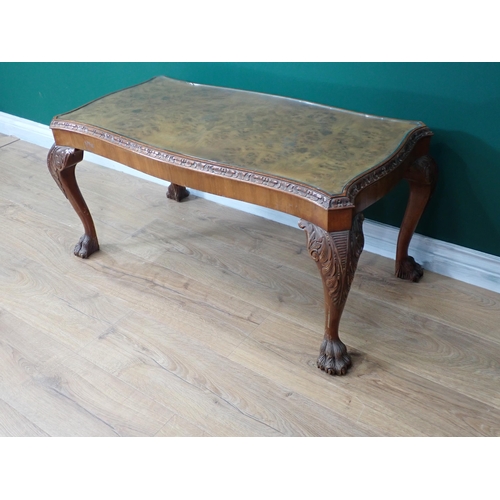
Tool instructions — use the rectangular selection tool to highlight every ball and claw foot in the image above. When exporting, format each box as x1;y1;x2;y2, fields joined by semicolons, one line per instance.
167;184;190;202
396;256;424;282
74;234;99;259
317;339;352;376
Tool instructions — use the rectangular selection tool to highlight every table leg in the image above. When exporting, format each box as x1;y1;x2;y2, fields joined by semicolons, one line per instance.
396;155;438;282
299;214;364;375
47;144;99;258
167;183;190;202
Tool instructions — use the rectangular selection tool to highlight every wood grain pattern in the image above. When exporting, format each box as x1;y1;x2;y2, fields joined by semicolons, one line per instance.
0;399;49;437
0;135;18;148
231;315;500;436
155;414;211;437
353;252;500;344
49;77;433;235
1;134;499;436
53;76;423;196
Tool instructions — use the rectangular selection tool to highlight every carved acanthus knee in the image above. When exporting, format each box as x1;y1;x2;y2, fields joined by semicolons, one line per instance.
404;154;438;187
300;214;364;309
47;145;84;198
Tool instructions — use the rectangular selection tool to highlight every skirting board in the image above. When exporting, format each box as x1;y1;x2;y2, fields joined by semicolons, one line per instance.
2;111;499;294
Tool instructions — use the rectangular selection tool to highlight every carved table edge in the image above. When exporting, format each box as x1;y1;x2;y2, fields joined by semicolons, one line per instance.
51;120;432;211
343;126;433;202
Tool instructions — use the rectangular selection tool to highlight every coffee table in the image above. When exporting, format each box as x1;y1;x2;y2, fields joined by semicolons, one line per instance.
48;76;438;376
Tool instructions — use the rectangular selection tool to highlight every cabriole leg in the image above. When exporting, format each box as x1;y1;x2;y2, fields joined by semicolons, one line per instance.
47;144;99;258
396;155;438;282
299;214;364;375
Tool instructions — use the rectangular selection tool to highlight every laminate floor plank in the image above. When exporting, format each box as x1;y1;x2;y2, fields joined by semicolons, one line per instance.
0;317;173;436
130;187;309;270
1;138;499;436
135;217;500;415
230;315;500;436
80;311;371;436
341;295;500;410
67;246;268;350
0;399;49;437
134;218;322;322
0;308;75;364
40;353;174;437
155;414;212;437
353;252;500;345
0;135;19;148
0;313;115;436
0;251;124;351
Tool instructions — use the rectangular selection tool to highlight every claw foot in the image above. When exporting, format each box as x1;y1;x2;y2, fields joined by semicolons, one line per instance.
396;255;424;282
167;183;190;202
317;339;352;376
74;234;99;259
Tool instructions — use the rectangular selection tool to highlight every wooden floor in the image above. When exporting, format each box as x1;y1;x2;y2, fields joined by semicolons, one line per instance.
1;133;499;437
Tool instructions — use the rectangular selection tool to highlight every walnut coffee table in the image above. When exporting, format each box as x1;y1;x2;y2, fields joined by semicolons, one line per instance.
48;76;438;376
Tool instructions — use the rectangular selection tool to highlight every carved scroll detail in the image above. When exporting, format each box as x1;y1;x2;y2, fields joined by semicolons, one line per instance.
299;213;364;307
47;145;83;199
404;154;438;185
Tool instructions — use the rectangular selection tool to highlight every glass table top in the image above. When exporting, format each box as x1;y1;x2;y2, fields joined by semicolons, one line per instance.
54;76;424;196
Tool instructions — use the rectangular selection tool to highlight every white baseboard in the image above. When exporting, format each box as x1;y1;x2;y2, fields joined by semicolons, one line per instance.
2;111;499;294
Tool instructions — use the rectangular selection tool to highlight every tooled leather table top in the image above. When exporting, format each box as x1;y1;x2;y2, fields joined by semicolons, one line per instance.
52;76;425;197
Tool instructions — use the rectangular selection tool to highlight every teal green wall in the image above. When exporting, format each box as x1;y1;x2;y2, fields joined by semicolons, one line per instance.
1;62;499;257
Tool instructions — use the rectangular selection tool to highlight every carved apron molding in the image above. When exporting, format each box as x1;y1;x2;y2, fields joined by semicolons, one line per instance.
51;120;431;210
